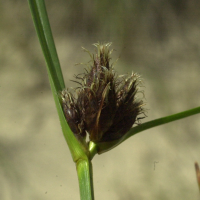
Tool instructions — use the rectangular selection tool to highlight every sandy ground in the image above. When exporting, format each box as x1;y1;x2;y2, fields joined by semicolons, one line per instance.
1;2;200;200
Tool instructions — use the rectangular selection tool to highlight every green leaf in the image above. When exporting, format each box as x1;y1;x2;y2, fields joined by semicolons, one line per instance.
28;0;88;161
96;106;200;154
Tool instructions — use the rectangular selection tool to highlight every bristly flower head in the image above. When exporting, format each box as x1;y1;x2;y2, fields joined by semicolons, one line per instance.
61;43;145;144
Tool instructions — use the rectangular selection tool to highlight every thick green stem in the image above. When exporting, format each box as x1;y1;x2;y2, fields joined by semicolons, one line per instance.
76;158;94;200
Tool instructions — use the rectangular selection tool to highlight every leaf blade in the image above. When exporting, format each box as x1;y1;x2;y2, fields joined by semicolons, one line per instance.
28;0;88;161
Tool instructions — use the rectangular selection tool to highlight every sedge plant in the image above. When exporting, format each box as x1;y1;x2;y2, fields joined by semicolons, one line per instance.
28;1;200;199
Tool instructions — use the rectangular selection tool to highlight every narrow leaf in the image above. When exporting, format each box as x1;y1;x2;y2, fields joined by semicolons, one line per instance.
28;0;88;161
97;106;200;153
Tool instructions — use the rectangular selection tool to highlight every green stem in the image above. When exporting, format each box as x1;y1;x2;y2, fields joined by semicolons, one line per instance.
76;158;94;200
28;2;93;199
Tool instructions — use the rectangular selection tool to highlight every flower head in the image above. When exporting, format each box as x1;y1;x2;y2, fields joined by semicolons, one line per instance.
61;43;145;144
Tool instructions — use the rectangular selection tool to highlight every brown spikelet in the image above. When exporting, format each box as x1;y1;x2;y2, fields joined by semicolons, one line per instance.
61;43;145;143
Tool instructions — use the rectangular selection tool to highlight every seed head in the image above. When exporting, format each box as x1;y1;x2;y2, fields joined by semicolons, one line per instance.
61;43;145;144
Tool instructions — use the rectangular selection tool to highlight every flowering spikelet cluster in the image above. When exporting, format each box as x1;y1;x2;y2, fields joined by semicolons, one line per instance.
61;43;145;144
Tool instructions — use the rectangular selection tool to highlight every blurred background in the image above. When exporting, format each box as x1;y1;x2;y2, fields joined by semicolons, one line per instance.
1;0;200;199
